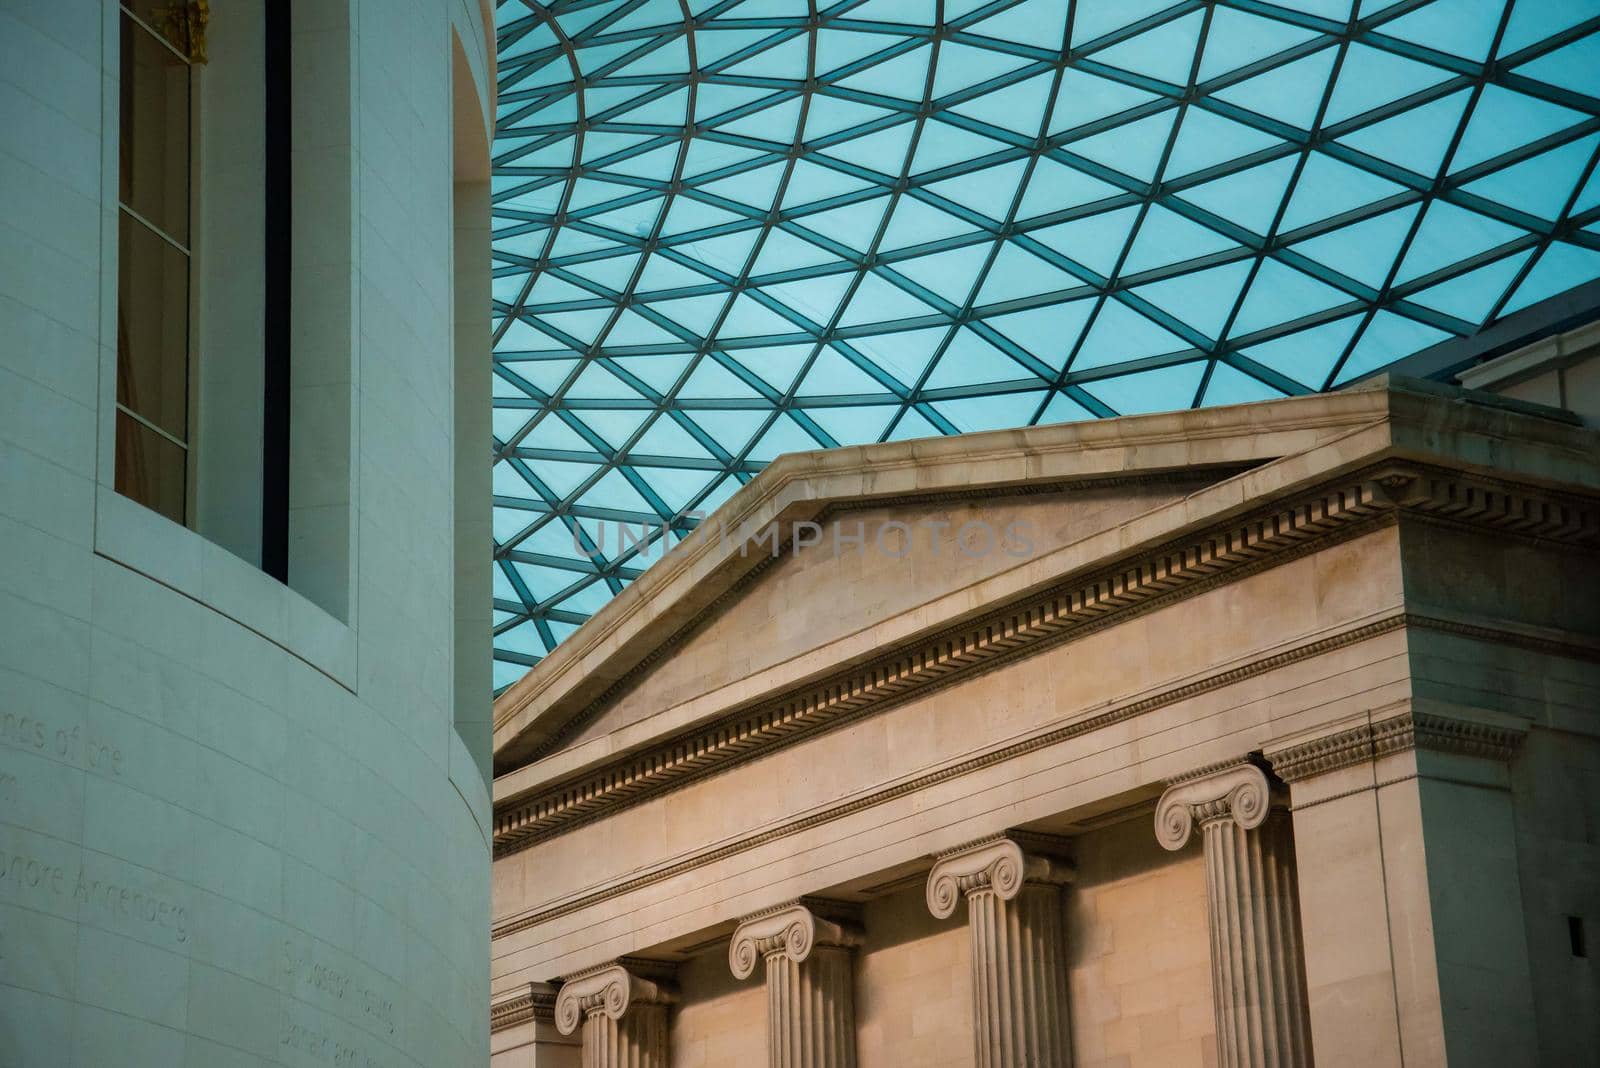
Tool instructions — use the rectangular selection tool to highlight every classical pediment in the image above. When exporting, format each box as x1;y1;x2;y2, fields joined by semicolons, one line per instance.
491;379;1596;816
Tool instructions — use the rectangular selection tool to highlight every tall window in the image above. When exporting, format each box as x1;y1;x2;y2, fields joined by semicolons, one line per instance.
115;2;207;524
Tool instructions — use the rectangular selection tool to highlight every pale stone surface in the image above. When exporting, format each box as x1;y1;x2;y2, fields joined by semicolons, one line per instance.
1066;818;1217;1068
1157;764;1311;1068
0;1;495;1065
927;836;1074;1068
491;375;1600;1068
854;886;974;1068
554;962;676;1068
729;902;862;1068
670;949;766;1068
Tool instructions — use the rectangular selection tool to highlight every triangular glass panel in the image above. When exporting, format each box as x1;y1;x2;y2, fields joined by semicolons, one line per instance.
1122;205;1239;275
1407;250;1534;325
879;196;980;250
1079;361;1207;414
717;293;801;338
1501;241;1600;315
976;241;1088;304
1395;199;1525;284
1068;111;1179;184
1237;313;1364;389
1048;70;1161;136
1176;155;1298;236
1201;361;1286;405
1197;6;1321;82
1130;260;1255;339
837;272;938;326
1231;258;1353;335
1071;299;1194;371
1212;47;1338;130
932;390;1048;431
890;242;994;305
982;299;1096;369
1463;134;1600;221
1091;11;1205;84
1332;310;1452;384
1289;205;1421;289
1334;90;1473;180
1324;43;1454;125
1027;205;1141;277
1451;86;1588;174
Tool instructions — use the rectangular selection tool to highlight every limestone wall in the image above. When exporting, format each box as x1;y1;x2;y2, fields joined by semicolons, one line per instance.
1068;818;1216;1068
0;1;494;1064
855;885;973;1068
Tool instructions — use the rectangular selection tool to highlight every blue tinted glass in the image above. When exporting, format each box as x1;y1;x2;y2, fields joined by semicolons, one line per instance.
490;0;1600;686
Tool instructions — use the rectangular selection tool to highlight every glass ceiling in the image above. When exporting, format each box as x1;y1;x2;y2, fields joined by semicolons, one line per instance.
490;0;1600;689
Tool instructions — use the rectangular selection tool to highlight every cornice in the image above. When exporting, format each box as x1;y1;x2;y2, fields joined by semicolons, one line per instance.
489;983;556;1032
493;464;1597;858
1266;708;1529;783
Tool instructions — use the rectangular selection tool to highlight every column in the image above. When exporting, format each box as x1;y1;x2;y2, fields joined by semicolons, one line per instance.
1155;761;1312;1068
729;900;862;1068
553;960;676;1068
925;833;1074;1068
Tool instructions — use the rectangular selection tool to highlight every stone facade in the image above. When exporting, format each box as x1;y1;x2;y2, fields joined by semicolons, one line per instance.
489;376;1599;1067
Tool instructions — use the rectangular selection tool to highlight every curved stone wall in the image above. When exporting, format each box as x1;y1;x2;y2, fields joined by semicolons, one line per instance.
0;1;493;1064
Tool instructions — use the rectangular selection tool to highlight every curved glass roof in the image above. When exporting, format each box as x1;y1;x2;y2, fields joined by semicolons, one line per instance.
490;0;1600;688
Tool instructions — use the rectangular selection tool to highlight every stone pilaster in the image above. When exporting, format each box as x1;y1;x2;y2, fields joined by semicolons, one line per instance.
553;961;676;1068
1264;705;1534;1067
491;982;581;1066
730;901;863;1068
1156;761;1312;1068
925;834;1074;1068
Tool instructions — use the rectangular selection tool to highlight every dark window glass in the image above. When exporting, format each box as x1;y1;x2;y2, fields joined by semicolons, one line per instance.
116;6;193;522
115;410;187;524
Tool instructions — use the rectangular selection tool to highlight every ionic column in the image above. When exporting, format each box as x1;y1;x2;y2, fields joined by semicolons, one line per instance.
729;900;862;1068
1156;761;1312;1068
925;834;1074;1068
553;961;676;1068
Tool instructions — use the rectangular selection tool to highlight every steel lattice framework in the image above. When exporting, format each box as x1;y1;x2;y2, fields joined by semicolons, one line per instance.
490;0;1600;689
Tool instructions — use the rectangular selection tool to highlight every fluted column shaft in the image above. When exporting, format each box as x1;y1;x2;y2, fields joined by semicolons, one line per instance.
554;961;676;1068
1157;762;1313;1068
766;943;855;1068
580;1003;670;1068
731;901;861;1068
926;834;1074;1068
966;881;1072;1067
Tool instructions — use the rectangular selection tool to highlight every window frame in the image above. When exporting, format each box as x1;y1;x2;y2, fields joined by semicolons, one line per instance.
94;0;360;687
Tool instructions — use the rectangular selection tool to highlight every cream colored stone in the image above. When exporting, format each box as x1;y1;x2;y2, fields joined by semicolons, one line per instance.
492;376;1600;1068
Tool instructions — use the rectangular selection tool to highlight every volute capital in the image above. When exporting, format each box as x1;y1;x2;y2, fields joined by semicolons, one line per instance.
1155;761;1276;851
553;961;676;1036
728;901;862;980
926;833;1072;919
